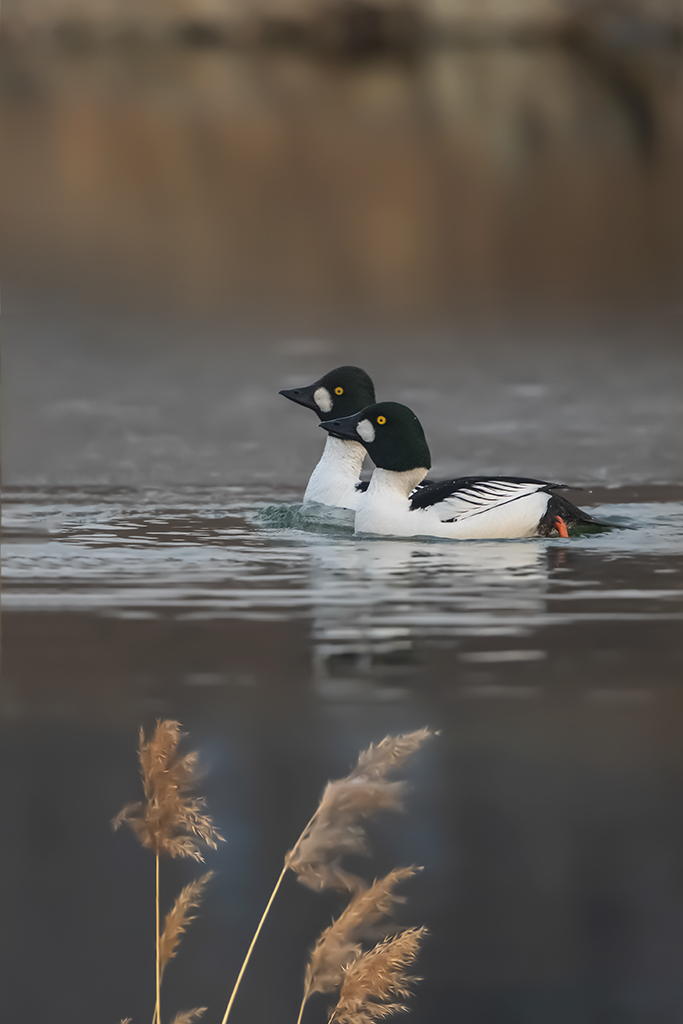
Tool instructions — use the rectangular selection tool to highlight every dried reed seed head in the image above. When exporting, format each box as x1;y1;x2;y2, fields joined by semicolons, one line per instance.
321;778;407;817
113;720;223;860
328;926;428;1024
350;729;434;782
169;1009;207;1024
160;871;214;972
306;937;363;999
288;822;371;893
304;867;422;999
290;858;367;894
288;779;407;890
330;1006;406;1024
287;728;433;892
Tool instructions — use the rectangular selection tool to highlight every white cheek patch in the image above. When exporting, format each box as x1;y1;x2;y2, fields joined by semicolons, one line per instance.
314;386;333;413
356;419;376;443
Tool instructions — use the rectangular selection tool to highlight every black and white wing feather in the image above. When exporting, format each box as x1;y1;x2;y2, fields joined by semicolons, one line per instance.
410;476;562;523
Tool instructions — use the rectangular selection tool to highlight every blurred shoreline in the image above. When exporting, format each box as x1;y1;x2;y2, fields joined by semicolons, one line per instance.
3;6;682;487
3;41;683;325
3;0;683;51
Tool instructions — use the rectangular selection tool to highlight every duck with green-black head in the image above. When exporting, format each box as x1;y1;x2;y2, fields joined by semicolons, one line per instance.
279;366;376;510
321;401;609;539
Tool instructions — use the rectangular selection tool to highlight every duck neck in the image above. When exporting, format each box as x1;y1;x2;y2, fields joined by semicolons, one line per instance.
304;435;366;505
367;466;429;499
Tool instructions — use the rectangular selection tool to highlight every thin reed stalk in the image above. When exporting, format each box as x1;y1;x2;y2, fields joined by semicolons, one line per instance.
218;861;289;1024
156;854;161;1024
218;803;319;1024
295;993;307;1024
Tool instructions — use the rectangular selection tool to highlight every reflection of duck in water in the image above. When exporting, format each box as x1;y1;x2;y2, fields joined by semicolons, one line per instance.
308;534;548;591
279;366;376;510
306;536;548;695
321;402;608;540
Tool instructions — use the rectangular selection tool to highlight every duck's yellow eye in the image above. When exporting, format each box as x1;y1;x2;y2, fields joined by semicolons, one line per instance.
377;415;386;425
335;387;344;395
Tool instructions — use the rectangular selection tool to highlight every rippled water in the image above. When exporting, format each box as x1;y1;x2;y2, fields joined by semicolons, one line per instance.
4;484;682;718
3;490;683;1024
4;486;681;619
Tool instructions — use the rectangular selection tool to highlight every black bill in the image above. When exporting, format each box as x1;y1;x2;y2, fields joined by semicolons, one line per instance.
279;384;320;413
319;412;362;441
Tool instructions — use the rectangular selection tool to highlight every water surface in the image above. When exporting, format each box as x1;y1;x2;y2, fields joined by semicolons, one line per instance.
3;485;683;1024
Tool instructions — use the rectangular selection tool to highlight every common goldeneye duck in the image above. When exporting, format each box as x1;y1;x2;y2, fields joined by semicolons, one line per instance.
320;401;608;540
279;366;376;510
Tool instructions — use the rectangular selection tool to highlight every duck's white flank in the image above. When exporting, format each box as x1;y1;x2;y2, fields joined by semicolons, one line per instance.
303;435;367;510
355;468;552;539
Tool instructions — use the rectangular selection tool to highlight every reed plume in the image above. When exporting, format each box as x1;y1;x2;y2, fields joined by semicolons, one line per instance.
304;867;421;1000
160;872;214;973
113;720;222;861
328;926;428;1024
220;729;433;1024
114;721;222;1024
350;730;432;782
287;729;432;893
169;1010;207;1024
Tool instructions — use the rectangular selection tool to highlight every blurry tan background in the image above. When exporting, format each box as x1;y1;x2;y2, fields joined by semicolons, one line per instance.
2;0;683;485
3;1;683;322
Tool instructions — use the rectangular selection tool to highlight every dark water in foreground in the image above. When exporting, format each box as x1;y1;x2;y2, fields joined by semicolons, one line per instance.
2;485;683;1024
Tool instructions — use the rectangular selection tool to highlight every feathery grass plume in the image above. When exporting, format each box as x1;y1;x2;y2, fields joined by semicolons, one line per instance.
160;871;214;973
219;729;433;1024
287;729;433;892
113;720;223;861
304;867;421;1001
328;926;428;1024
113;722;222;1024
169;1010;207;1024
350;730;432;782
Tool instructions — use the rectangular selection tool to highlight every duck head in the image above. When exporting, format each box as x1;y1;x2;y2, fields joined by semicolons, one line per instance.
279;366;376;422
320;401;432;473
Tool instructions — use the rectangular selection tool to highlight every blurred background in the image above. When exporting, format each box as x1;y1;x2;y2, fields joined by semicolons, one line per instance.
2;3;683;1024
3;0;683;486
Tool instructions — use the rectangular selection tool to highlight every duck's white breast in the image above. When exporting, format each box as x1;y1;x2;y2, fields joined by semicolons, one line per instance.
303;436;366;510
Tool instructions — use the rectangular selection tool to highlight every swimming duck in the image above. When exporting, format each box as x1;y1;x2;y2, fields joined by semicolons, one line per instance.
320;401;606;539
279;366;376;509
